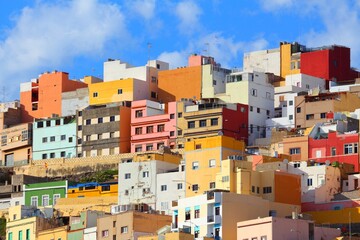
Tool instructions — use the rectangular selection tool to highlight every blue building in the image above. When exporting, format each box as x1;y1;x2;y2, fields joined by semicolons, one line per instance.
32;116;77;160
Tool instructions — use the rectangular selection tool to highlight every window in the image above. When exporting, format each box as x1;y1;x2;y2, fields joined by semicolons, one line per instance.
78;111;82;116
289;100;293;106
135;127;142;135
98;117;103;123
192;161;199;170
185;210;191;220
157;142;164;149
37;122;44;128
121;226;128;234
331;147;336;156
289;115;293;120
86;135;91;141
151;91;157;98
125;173;131;179
188;121;195;129
143;171;149;178
250;106;253;112
21;130;28;141
1;135;7;146
8;232;12;240
118;89;123;94
42;154;47;159
209;182;215;189
161;185;167;191
50;136;55;142
146;126;153;133
257;108;260;113
263;186;272;194
222;176;229;182
194;209;200;218
209;159;216;168
177;183;183;189
110;116;115;122
26;229;30;240
170;113;175;119
146;144;153;151
213;80;217;85
61;135;66;141
170;131;175;137
344;143;358;154
93;92;98;98
250;124;253;134
266;110;270;116
68;137;73;143
320;112;326;119
102;230;109;237
260;236;267;240
192;184;199;191
306;114;314;120
42;137;47;143
143;188;150;194
53;194;60;205
113;221;116;227
135;110;143;118
31;196;38;207
50;153;55;158
251;88;257;96
296;107;301;113
135;145;142;152
307;178;313;186
157;124;165;132
211;118;218;126
199;120;207;127
86;119;91;125
110;132;115;138
178;112;183;118
215;206;220;215
151;76;157;82
290;148;300;155
42;195;49;206
18;231;22;240
195;144;202;149
124;190;129;196
102;185;110;192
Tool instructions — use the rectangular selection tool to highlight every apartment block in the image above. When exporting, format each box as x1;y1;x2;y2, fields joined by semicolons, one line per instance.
24;180;67;207
131;100;177;153
20;71;87;123
0;123;31;166
77;103;131;157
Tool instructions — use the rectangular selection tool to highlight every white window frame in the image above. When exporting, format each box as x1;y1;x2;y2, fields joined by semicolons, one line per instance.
53;194;61;205
31;196;38;207
209;159;216;168
42;195;49;206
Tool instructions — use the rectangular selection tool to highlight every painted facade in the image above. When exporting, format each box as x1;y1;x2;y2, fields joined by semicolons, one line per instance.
24;180;67;207
131;100;177;153
38;226;68;240
32;116;76;160
20;71;87;123
0;123;32;166
68;181;118;198
61;87;89;117
184;136;245;197
68;211;104;240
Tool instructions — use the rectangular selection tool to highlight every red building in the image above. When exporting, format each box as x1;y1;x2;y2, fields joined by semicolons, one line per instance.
301;45;360;87
308;131;359;171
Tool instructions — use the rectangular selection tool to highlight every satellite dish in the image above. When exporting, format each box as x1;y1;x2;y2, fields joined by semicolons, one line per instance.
283;159;289;164
325;160;330;166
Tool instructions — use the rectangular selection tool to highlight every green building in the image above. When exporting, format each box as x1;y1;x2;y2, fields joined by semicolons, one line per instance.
24;180;67;207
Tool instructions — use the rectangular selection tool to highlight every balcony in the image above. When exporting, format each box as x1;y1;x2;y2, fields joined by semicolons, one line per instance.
207;215;214;223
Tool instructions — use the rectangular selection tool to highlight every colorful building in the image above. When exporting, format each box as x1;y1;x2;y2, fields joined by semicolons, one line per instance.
32;116;76;160
24;180;67;207
237;216;340;240
0;123;32;166
171;191;300;240
97;210;171;240
177;100;248;146
68;211;104;240
77;104;131;157
131;100;177;153
20;71;87;123
38;226;68;240
184;136;245;197
68;181;118;198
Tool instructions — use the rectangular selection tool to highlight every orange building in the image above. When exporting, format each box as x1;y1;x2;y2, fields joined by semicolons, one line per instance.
20;71;87;122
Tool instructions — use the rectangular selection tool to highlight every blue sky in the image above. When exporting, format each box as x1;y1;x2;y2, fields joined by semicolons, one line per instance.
0;0;360;100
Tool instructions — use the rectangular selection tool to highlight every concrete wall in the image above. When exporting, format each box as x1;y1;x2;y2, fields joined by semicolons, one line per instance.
62;87;89;116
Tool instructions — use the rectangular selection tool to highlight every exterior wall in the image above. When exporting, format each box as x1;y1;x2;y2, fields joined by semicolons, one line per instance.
309;131;360;171
38;226;68;240
97;211;171;240
243;48;280;75
282;135;308;161
156;166;185;215
24;180;67;207
84;226;97;240
237;216;340;240
20;72;87;123
0;106;21;131
118;160;179;209
306;207;360;224
33;116;76;160
68;182;118;198
88;78;149;105
201;65;229;98
62;87;89;117
184;136;245;197
280;43;301;82
131;100;177;153
274;171;301;205
158;65;202;103
6;216;37;240
0;123;32;166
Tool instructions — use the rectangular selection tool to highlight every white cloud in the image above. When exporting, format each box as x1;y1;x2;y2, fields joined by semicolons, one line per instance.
258;0;294;11
157;33;268;68
127;0;156;20
175;0;202;35
0;0;128;99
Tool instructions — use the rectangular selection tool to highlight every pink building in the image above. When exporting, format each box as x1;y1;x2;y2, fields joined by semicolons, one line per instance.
130;100;177;153
237;216;340;240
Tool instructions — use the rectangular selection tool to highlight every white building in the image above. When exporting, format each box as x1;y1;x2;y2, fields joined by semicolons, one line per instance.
118;159;179;210
217;71;275;145
156;163;186;215
266;73;326;137
61;87;89;117
243;48;281;76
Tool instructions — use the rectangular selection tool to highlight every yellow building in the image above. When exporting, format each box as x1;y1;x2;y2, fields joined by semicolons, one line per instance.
184;136;245;197
138;232;208;240
133;152;182;165
67;181;118;198
86;77;149;105
38;226;68;240
279;42;301;84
